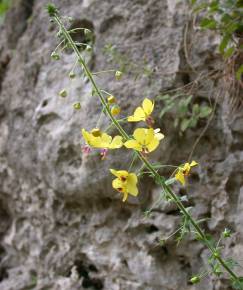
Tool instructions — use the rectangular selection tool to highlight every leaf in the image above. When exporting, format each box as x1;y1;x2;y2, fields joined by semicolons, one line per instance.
209;1;219;12
236;65;243;81
199;106;212;118
219;34;231;53
165;178;176;185
224;46;235;58
200;17;217;29
192;104;200;115
180;118;191;132
159;103;174;118
190;117;198;128
157;94;170;101
178;95;192;116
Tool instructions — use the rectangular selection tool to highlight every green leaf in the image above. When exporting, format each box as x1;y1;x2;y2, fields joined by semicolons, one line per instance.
165;178;176;185
219;34;231;53
178;95;192;116
224;46;235;58
200;17;217;29
180;118;191;132
192;104;200;115
236;65;243;81
159;103;174;118
199;106;212;118
190;117;198;128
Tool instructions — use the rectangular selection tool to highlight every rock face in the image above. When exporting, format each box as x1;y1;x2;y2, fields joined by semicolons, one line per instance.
0;0;242;289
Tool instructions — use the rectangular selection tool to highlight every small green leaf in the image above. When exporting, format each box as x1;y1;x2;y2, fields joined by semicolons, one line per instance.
199;106;212;118
224;46;235;58
192;104;200;115
236;65;243;81
159;103;174;118
180;118;191;132
200;18;217;29
219;34;231;53
190;117;198;128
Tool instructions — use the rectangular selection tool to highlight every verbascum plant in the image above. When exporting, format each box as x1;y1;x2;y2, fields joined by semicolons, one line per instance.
47;4;243;289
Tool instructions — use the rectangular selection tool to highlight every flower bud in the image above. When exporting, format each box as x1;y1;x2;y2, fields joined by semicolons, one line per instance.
51;51;60;60
91;128;102;137
86;45;92;52
59;89;67;98
111;105;121;116
73;102;81;110
84;29;91;36
190;276;200;284
115;70;122;80
69;71;76;79
223;228;231;238
213;252;220;258
107;95;116;104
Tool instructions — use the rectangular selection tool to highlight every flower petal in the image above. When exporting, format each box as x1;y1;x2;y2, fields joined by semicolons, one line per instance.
144;128;154;145
124;140;142;151
128;107;146;122
112;178;123;189
190;160;198;167
142;98;154;116
175;171;185;185
133;128;147;145
146;137;159;152
109;136;123;149
110;169;129;179
122;191;129;202
127;173;138;196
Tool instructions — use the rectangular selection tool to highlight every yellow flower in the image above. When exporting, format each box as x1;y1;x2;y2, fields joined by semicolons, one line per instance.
175;161;198;185
124;128;164;153
128;98;154;126
82;129;123;149
110;169;138;202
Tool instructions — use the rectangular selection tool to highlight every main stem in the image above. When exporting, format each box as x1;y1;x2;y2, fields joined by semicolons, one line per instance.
53;14;240;283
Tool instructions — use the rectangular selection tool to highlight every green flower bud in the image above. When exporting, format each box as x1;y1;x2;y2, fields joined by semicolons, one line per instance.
86;45;92;52
59;89;67;98
223;228;231;238
107;95;116;104
213;252;220;258
69;71;76;79
84;29;91;36
73;102;81;110
115;70;122;80
111;105;121;116
51;52;60;60
190;276;200;284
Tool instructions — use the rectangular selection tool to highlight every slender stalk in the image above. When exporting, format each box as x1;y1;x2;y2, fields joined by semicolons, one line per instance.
52;13;241;285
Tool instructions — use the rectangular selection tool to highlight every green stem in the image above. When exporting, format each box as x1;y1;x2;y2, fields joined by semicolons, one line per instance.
53;13;240;285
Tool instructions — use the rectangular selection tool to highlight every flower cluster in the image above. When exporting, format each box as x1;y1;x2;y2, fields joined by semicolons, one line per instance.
82;98;197;201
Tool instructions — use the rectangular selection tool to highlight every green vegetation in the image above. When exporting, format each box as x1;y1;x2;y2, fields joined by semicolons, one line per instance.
0;0;11;24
